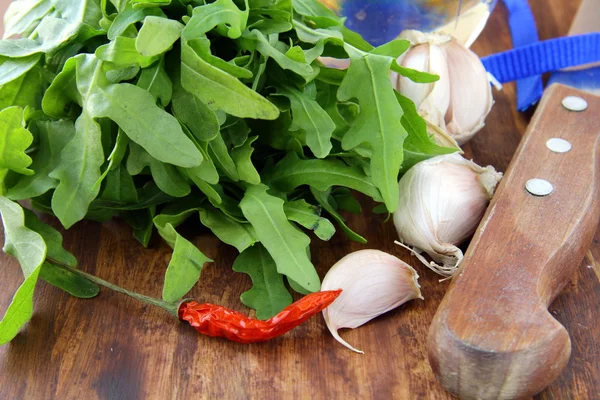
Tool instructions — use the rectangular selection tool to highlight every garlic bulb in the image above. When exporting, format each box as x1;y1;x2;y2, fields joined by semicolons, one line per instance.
393;154;502;277
321;250;423;354
392;30;493;145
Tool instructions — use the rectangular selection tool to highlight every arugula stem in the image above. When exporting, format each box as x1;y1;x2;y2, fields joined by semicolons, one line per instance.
47;258;180;317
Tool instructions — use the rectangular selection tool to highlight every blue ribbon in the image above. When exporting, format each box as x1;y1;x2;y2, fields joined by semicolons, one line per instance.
502;0;543;111
481;32;600;87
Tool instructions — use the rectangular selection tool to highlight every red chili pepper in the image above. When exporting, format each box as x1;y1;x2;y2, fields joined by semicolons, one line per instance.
178;289;342;343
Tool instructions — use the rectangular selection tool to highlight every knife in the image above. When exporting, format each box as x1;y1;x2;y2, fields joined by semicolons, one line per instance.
427;1;600;399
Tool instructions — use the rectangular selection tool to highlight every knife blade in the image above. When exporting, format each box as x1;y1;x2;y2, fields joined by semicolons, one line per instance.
427;1;600;399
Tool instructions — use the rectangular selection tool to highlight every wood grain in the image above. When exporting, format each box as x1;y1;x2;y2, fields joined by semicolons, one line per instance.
0;1;598;399
429;84;600;400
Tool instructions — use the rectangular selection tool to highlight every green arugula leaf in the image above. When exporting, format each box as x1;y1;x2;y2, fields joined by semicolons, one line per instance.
101;163;139;203
127;143;191;197
41;56;79;119
162;228;210;303
287;276;311;295
370;39;410;58
243;30;312;76
153;197;204;233
207;134;239;182
132;0;171;9
274;84;335;158
136;16;184;57
248;19;292;35
92;83;203;168
134;208;156;247
264;152;382;201
172;76;219;141
0;67;44;112
7;120;75;200
107;3;166;40
231;136;260;185
96;36;160;68
0;107;35;189
222;118;250;148
39;262;100;298
292;20;343;46
180;40;279;120
331;188;361;213
184;139;219;185
48;55;106;228
208;184;246;221
122;207;156;247
89;181;173;211
94;127;130;187
183;0;249;40
395;92;458;172
22;209;101;298
153;203;211;302
390;64;440;84
232;244;292;319
310;187;366;243
3;0;54;39
50;111;104;228
284;199;335;240
292;0;340;21
136;59;173;107
240;184;320;292
187;37;254;79
199;204;257;252
341;26;373;52
337;51;407;212
0;197;47;345
106;64;141;83
0;54;41;86
52;0;103;31
23;209;75;266
0;16;79;58
106;0;129;14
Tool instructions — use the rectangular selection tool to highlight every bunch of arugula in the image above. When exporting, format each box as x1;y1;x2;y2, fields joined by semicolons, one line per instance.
0;0;455;343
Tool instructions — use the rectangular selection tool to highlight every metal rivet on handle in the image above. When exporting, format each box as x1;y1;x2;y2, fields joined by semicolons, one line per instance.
561;96;588;112
525;179;554;197
546;138;572;153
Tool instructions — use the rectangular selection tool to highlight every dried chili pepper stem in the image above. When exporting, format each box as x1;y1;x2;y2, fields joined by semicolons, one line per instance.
47;258;179;316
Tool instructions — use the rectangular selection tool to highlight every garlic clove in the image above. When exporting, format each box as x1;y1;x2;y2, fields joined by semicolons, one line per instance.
393;154;502;277
417;43;451;128
396;44;433;108
443;39;494;144
321;250;423;353
397;43;451;129
394;30;494;145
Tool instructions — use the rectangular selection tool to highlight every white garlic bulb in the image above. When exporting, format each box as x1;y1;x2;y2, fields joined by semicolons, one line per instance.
393;154;502;277
321;250;423;354
392;30;494;145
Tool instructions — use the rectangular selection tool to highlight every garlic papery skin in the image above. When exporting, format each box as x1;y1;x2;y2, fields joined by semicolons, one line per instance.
393;154;502;277
394;30;493;145
321;250;423;354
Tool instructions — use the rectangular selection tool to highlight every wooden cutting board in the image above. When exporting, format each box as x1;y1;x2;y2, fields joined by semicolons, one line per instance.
0;1;598;399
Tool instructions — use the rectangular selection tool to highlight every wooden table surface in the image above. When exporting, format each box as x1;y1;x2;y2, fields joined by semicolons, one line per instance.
1;1;598;399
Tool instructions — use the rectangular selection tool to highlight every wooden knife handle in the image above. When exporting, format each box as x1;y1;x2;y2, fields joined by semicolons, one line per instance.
427;84;600;400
